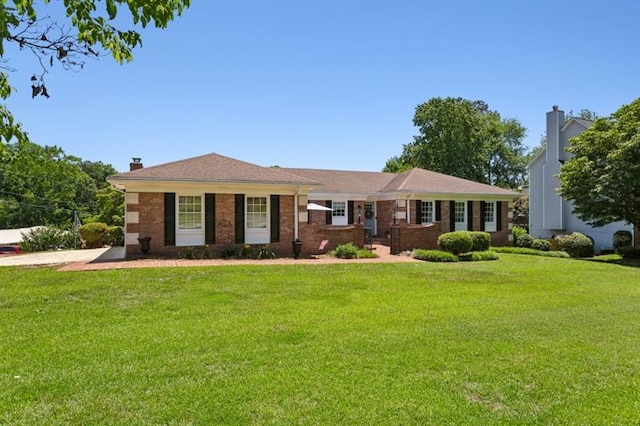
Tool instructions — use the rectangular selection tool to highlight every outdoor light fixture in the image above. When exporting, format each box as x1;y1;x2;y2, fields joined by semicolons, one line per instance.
357;205;362;223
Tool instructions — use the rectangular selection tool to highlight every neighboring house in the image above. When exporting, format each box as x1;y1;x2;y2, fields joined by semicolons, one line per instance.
528;106;635;252
108;153;519;258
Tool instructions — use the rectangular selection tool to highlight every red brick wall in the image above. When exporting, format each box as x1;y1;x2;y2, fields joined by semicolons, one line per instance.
389;222;443;254
298;223;365;256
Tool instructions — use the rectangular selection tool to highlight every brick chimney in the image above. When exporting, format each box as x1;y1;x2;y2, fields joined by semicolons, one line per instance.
129;157;143;171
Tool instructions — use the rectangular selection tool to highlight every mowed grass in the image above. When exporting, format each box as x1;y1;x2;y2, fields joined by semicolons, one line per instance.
2;255;640;424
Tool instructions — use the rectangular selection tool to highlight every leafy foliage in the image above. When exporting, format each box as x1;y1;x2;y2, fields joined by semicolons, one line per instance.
470;251;500;261
19;225;79;251
512;226;528;246
0;140;123;228
531;239;551;252
78;221;109;247
618;246;640;260
491;246;571;258
178;246;213;260
613;230;633;250
469;231;491;252
555;233;595;258
413;249;459;262
331;242;360;259
558;98;640;228
515;233;534;248
437;231;473;255
384;97;528;189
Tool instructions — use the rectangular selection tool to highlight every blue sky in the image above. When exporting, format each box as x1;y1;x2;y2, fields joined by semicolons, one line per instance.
4;0;639;173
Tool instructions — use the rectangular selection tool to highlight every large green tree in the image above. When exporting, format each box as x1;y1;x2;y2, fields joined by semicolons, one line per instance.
0;141;124;228
384;97;527;189
1;0;189;154
558;98;640;228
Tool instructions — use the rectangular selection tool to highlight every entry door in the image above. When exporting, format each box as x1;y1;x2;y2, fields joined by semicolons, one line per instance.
364;202;376;236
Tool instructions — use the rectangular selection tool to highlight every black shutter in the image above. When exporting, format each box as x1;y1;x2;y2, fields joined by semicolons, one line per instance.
435;200;442;221
270;195;280;242
415;200;422;224
348;200;354;224
325;200;332;225
449;201;456;232
467;201;474;231
164;193;175;246
479;201;486;232
496;201;503;231
205;193;215;244
235;194;245;244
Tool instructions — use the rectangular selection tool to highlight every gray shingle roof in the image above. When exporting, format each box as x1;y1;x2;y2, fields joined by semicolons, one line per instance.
110;153;320;186
280;168;396;193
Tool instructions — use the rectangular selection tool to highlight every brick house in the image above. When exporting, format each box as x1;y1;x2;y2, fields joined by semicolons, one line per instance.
108;153;519;258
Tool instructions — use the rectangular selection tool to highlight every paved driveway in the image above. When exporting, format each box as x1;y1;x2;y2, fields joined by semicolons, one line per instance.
0;247;125;267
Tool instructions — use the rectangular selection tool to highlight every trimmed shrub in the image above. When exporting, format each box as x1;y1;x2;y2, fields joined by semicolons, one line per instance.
515;233;534;248
491;246;570;258
613;230;633;250
438;231;473;255
79;222;109;248
470;231;491;252
531;239;551;252
19;226;79;252
333;242;360;259
512;226;527;247
471;251;500;261
556;232;594;258
106;226;124;246
618;246;640;260
178;246;213;259
413;249;459;262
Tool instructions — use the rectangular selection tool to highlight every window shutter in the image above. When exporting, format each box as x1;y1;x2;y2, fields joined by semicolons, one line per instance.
270;195;280;243
449;201;455;232
348;200;354;224
467;201;473;231
479;201;486;232
205;193;215;244
235;194;245;244
164;193;175;246
325;200;332;225
496;201;503;230
435;200;442;221
415;200;422;223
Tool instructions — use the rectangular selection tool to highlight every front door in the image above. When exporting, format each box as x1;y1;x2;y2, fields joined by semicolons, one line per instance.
364;202;376;236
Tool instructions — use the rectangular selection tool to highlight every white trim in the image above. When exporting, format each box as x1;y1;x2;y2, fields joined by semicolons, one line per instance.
245;195;269;244
176;194;205;246
125;211;139;224
125;192;139;204
454;201;467;231
125;232;139;245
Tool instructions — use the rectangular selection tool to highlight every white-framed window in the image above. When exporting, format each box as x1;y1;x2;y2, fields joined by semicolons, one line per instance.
454;201;466;231
178;195;202;230
245;196;269;244
247;196;267;229
420;201;433;224
484;201;496;232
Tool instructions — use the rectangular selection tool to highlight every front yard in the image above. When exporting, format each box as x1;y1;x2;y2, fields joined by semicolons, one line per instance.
1;255;639;424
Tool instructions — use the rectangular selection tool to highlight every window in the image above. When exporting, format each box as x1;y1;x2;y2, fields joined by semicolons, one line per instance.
178;195;202;230
484;201;496;232
454;201;466;231
420;201;433;224
246;197;267;229
332;201;346;218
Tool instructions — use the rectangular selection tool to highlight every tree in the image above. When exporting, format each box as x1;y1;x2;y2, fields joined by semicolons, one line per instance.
558;98;640;228
0;0;189;150
384;97;527;189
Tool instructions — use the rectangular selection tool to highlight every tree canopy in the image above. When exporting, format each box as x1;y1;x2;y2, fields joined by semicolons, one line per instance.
558;98;640;228
384;97;528;189
0;140;123;228
1;0;189;154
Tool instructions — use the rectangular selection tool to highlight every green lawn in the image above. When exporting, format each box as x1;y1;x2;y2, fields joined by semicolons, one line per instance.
2;255;640;424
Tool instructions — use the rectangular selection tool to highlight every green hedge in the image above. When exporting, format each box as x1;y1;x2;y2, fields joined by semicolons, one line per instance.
413;249;459;262
438;231;473;254
470;232;491;252
471;251;500;261
556;232;594;258
531;239;551;252
491;247;570;258
618;246;640;259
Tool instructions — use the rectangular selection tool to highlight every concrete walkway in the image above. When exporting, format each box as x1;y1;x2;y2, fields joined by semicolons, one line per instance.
0;246;125;267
